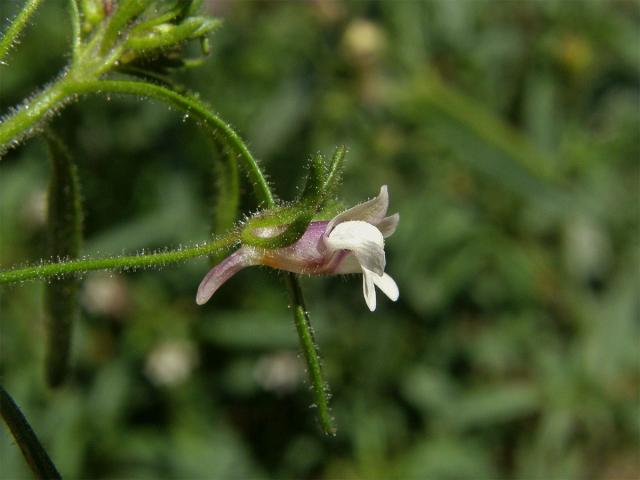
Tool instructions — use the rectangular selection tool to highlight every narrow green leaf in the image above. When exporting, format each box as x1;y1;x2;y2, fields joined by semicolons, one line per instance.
44;132;83;387
0;385;61;479
211;139;240;234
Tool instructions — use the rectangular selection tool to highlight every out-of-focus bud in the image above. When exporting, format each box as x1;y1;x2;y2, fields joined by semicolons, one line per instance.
373;126;403;158
563;215;611;282
253;351;303;395
310;0;346;25
341;19;388;105
554;34;594;78
145;339;199;387
342;19;387;70
82;272;130;318
21;189;47;230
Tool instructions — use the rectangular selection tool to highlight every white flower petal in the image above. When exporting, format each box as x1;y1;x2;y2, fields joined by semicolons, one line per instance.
362;269;377;311
332;253;362;274
325;220;385;275
326;185;389;235
376;213;399;238
372;272;399;301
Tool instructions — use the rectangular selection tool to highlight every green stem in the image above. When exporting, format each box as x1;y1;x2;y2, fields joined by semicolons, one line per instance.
84;79;335;433
286;273;335;435
69;0;81;63
0;233;237;284
1;78;274;212
0;0;44;64
0;385;61;480
74;79;275;208
0;70;335;433
0;76;74;155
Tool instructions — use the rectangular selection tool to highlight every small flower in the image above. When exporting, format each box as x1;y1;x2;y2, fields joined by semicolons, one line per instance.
197;186;399;311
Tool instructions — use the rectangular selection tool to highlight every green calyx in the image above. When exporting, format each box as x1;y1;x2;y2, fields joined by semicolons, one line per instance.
125;16;221;53
78;0;219;74
241;146;347;249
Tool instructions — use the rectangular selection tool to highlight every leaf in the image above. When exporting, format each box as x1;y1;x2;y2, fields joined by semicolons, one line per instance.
44;132;84;387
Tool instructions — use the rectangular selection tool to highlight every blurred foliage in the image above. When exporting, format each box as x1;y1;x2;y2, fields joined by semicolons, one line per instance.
1;0;639;479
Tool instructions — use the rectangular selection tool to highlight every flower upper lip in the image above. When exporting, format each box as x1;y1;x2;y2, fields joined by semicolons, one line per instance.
325;185;392;237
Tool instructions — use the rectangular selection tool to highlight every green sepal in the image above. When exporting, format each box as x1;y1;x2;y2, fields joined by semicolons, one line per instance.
322;144;346;199
241;145;347;250
242;210;315;249
176;0;204;20
240;205;312;249
299;152;326;206
44;133;83;387
200;36;210;55
301;145;346;212
80;0;105;30
100;0;154;54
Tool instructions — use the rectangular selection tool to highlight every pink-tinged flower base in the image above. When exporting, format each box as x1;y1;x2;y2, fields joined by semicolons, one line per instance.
197;186;399;311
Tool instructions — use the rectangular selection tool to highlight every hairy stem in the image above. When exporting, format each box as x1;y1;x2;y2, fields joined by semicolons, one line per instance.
0;385;61;480
74;79;275;208
0;233;238;284
0;68;335;433
0;75;74;155
87;79;336;432
0;0;44;64
74;80;334;433
69;0;81;62
286;273;335;435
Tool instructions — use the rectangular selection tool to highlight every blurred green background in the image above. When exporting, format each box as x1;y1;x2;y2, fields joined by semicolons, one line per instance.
1;1;639;479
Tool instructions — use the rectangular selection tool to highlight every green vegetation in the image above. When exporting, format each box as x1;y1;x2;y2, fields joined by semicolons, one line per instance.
1;1;638;478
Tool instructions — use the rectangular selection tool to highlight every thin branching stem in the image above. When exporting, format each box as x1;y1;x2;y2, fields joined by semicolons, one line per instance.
75;79;276;208
0;233;238;284
0;0;44;64
80;80;334;433
0;67;335;434
0;75;74;154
